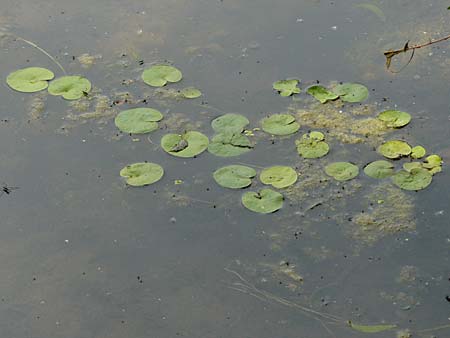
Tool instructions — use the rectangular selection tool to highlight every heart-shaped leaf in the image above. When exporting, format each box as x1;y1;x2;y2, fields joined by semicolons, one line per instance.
120;162;164;186
48;75;91;100
161;131;209;158
115;108;163;134
6;67;54;93
213;165;256;189
142;65;182;87
242;189;284;214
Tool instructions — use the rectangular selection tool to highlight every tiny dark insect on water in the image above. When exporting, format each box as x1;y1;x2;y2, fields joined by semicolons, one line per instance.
0;183;19;198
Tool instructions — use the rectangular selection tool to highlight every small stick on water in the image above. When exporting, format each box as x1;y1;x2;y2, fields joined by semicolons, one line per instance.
384;33;450;73
10;34;66;74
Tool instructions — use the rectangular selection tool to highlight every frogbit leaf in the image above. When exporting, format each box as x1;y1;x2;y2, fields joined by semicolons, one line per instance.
325;162;359;181
241;188;284;214
208;132;253;157
161;131;209;158
120;162;164;186
211;113;249;133
259;166;298;188
142;65;182;87
363;160;394;179
48;75;91;100
6;67;54;93
261;114;300;136
411;145;426;159
115;108;163;134
273;79;300;97
377;140;412;159
391;168;432;190
332;83;368;103
295;131;329;159
377;110;411;128
307;85;339;103
423;154;443;174
181;87;202;99
213;165;256;189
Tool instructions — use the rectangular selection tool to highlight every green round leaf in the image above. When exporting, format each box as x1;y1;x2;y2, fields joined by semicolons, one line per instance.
161;131;209;158
363;160;394;179
295;132;329;159
260;166;298;188
211;113;249;133
48;75;91;100
307;85;339;103
273;79;300;97
120;162;164;186
377;140;412;159
377;110;411;128
208;132;253;157
391;168;432;191
115;108;163;134
332;83;368;103
6;67;54;93
181;87;202;99
241;189;284;214
403;162;423;172
142;65;182;87
411;146;426;159
261;114;300;136
422;154;442;169
213;165;256;189
325;162;359;181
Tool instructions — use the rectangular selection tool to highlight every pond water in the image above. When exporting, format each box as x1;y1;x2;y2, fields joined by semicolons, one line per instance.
0;0;449;337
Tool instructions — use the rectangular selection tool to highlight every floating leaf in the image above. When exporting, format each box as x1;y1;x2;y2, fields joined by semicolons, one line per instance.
363;160;394;179
119;162;164;186
115;108;163;134
411;145;426;159
391;168;432;191
181;87;202;99
295;131;329;159
6;67;54;93
142;65;182;87
261;114;300;136
273;79;300;97
213;165;256;189
212;113;249;133
161;131;209;158
348;321;396;333
48;75;91;100
208;132;253;157
377;110;411;128
241;189;284;214
423;154;443;174
307;85;339;103
325;162;359;181
332;83;368;103
377;140;412;159
259;166;298;188
403;162;423;172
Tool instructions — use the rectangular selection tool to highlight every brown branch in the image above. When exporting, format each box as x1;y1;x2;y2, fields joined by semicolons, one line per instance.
384;33;450;72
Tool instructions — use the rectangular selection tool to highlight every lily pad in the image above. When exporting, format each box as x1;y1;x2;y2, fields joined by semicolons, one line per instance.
212;113;249;133
48;75;91;100
142;65;182;87
348;321;396;333
261;114;300;136
363;160;394;179
423;154;443;174
6;67;54;93
391;168;432;191
208;132;253;157
332;83;368;103
161;131;209;158
213;165;256;189
403;162;423;172
260;166;298;188
115;108;163;134
119;162;164;186
307;85;339;103
411;146;426;159
181;87;202;99
377;110;411;128
241;189;284;214
325;162;359;181
273;79;300;97
295;131;329;159
377;140;412;159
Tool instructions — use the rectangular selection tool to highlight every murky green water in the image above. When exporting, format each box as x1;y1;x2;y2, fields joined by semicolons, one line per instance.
1;1;449;337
